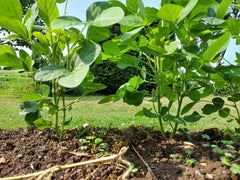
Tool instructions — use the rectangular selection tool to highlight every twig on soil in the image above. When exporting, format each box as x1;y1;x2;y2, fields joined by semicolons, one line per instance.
0;147;129;180
132;145;158;180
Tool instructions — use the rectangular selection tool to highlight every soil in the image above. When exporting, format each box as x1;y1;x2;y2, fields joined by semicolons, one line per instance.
0;126;240;180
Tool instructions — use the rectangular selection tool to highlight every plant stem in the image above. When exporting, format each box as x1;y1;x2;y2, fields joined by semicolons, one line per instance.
63;0;68;16
229;82;240;124
60;88;66;140
53;80;59;136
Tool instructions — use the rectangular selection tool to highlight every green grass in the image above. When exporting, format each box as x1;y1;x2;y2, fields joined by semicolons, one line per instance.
0;70;35;95
0;94;239;133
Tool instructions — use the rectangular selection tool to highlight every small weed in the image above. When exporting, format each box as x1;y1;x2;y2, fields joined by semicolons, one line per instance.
129;162;138;173
74;125;89;139
201;134;210;141
230;164;240;174
185;158;197;165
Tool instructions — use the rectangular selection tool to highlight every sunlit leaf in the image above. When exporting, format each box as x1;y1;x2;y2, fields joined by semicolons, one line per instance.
0;45;22;69
87;26;111;42
176;0;198;24
158;4;183;23
119;15;144;27
121;27;144;42
51;16;83;29
216;0;232;19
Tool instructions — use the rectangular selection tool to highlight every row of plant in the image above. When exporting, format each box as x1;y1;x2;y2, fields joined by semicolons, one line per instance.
0;0;239;141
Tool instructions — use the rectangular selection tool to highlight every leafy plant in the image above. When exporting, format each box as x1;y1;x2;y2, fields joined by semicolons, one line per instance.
98;0;236;139
0;0;125;140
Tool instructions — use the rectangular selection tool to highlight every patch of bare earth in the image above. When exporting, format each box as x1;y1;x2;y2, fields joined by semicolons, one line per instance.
0;126;239;179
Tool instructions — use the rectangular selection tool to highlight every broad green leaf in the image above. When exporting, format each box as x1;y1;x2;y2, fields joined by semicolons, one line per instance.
35;65;69;81
128;76;144;89
176;0;198;24
126;0;138;14
118;54;139;67
164;114;186;125
123;90;145;106
87;26;111;42
19;50;32;71
19;100;40;116
135;109;145;120
24;3;39;32
0;0;22;20
34;119;52;130
56;0;65;3
165;41;180;55
58;41;101;88
224;19;240;36
212;97;224;109
137;0;145;17
20;93;43;103
138;35;148;47
202;32;231;61
188;90;200;102
121;27;144;42
201;86;214;98
51;16;83;29
145;7;158;24
228;93;240;102
5;34;21;40
25;112;41;126
0;45;22;69
216;0;232;19
181;102;197;115
141;66;146;80
0;17;28;39
102;40;120;55
82;83;106;94
33;32;49;46
143;107;159;118
37;0;59;26
119;15;144;27
201;65;217;73
218;108;230;118
202;17;225;25
98;95;118;104
158;4;183;23
32;42;51;55
87;2;112;21
202;104;218;115
183;111;203;123
40;84;50;97
87;7;124;27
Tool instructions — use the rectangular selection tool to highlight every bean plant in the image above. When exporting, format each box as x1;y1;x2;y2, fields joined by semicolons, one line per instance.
99;0;239;139
0;0;124;139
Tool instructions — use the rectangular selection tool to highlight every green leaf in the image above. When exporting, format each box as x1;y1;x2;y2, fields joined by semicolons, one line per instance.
33;32;49;46
98;95;118;104
82;83;106;94
0;45;22;69
0;0;23;20
34;119;52;130
201;86;214;98
123;90;145;106
216;0;232;19
19;100;40;116
145;7;158;24
51;16;83;29
87;26;111;42
176;0;198;24
128;76;144;89
143;107;159;118
158;4;183;23
202;104;218;115
35;65;69;81
56;0;65;3
121;27;144;42
218;108;230;118
181;102;197;115
126;0;138;14
25;112;41;126
20;93;43;103
24;3;39;33
31;42;51;55
119;15;144;27
95;138;103;144
201;65;217;73
138;35;148;47
102;40;120;55
87;7;124;27
202;17;225;25
188;90;200;102
164;114;185;125
202;32;231;61
224;19;240;36
37;0;59;26
137;0;145;17
141;66;146;80
212;97;224;109
228;93;240;102
40;84;50;97
19;50;32;71
135;109;145;120
58;41;101;88
183;111;203;123
0;17;28;39
165;41;180;55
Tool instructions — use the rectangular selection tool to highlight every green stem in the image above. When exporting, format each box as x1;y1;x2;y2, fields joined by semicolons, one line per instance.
229;82;240;124
60;88;66;140
63;0;68;16
53;80;59;136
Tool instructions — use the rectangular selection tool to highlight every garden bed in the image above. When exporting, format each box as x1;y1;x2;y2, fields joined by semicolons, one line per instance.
0;126;239;179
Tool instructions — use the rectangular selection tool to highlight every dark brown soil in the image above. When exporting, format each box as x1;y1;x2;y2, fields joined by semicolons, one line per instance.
0;126;240;180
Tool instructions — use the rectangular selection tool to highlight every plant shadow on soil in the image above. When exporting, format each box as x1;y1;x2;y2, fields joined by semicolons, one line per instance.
0;126;240;180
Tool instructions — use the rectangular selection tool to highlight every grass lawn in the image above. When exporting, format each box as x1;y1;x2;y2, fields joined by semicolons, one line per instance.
0;94;238;132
